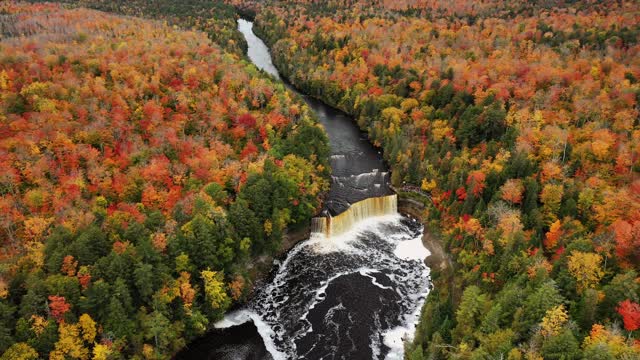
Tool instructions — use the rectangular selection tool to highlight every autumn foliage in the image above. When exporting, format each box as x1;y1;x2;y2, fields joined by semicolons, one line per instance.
230;0;640;358
0;2;329;358
617;300;640;332
48;296;70;323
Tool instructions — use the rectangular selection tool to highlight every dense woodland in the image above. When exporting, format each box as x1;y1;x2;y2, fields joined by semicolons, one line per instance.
2;0;640;359
0;2;330;358
231;0;640;358
36;0;249;57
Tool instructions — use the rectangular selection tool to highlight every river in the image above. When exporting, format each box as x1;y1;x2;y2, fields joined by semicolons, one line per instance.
174;19;431;360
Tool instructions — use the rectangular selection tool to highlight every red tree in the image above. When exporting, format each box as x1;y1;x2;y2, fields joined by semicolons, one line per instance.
236;113;257;128
466;171;486;197
617;299;640;331
48;295;71;323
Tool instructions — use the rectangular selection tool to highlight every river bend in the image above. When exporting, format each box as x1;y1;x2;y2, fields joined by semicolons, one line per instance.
174;19;431;360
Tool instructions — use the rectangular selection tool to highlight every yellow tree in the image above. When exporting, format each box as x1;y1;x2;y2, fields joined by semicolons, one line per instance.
421;178;437;192
540;304;569;337
497;210;523;246
30;315;48;336
92;344;111;360
540;184;564;225
201;270;230;311
49;322;88;360
78;314;97;343
568;251;604;293
0;343;39;360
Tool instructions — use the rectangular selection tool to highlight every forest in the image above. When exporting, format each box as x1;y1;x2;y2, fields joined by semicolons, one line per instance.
1;0;640;359
229;0;640;358
33;0;249;57
0;1;329;358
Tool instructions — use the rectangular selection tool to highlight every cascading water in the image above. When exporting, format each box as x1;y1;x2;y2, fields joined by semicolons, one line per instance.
311;195;398;237
174;19;431;360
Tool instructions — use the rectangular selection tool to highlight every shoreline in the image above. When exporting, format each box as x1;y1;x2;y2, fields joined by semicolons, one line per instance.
397;201;451;274
244;18;449;276
243;224;311;300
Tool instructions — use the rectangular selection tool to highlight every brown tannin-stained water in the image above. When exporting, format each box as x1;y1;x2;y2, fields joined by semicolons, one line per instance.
174;19;430;360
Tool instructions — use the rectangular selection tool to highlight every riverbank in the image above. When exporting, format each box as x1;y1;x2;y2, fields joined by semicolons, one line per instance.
397;201;452;276
248;13;456;313
244;224;311;297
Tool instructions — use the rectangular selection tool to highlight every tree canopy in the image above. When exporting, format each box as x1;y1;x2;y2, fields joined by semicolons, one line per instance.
0;2;329;358
229;0;640;358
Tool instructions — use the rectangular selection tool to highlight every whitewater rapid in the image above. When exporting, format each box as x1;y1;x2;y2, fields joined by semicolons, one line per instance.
215;214;431;359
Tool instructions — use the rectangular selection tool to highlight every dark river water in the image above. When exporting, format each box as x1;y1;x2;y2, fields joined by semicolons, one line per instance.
174;19;430;360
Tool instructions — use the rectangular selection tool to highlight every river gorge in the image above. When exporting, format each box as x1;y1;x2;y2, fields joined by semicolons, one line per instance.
175;19;432;360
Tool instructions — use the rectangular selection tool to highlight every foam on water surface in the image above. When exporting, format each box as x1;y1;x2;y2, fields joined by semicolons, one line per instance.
238;214;431;359
214;309;287;360
394;233;430;260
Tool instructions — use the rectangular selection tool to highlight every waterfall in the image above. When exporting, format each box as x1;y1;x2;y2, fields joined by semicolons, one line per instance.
311;194;398;237
176;19;431;360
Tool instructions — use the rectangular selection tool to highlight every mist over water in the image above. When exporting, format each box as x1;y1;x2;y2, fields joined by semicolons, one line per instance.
174;19;431;360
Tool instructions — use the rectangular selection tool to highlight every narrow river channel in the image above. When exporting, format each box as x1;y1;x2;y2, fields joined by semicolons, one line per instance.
175;19;431;360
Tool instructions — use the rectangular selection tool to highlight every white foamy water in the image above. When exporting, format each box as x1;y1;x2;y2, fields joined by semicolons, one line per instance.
215;310;288;360
394;233;430;260
241;214;431;359
384;228;431;360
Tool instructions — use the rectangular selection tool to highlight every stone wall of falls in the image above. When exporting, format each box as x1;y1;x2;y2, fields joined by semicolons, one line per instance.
311;194;397;237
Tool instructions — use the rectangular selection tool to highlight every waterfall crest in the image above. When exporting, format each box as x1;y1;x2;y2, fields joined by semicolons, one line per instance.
311;194;397;237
